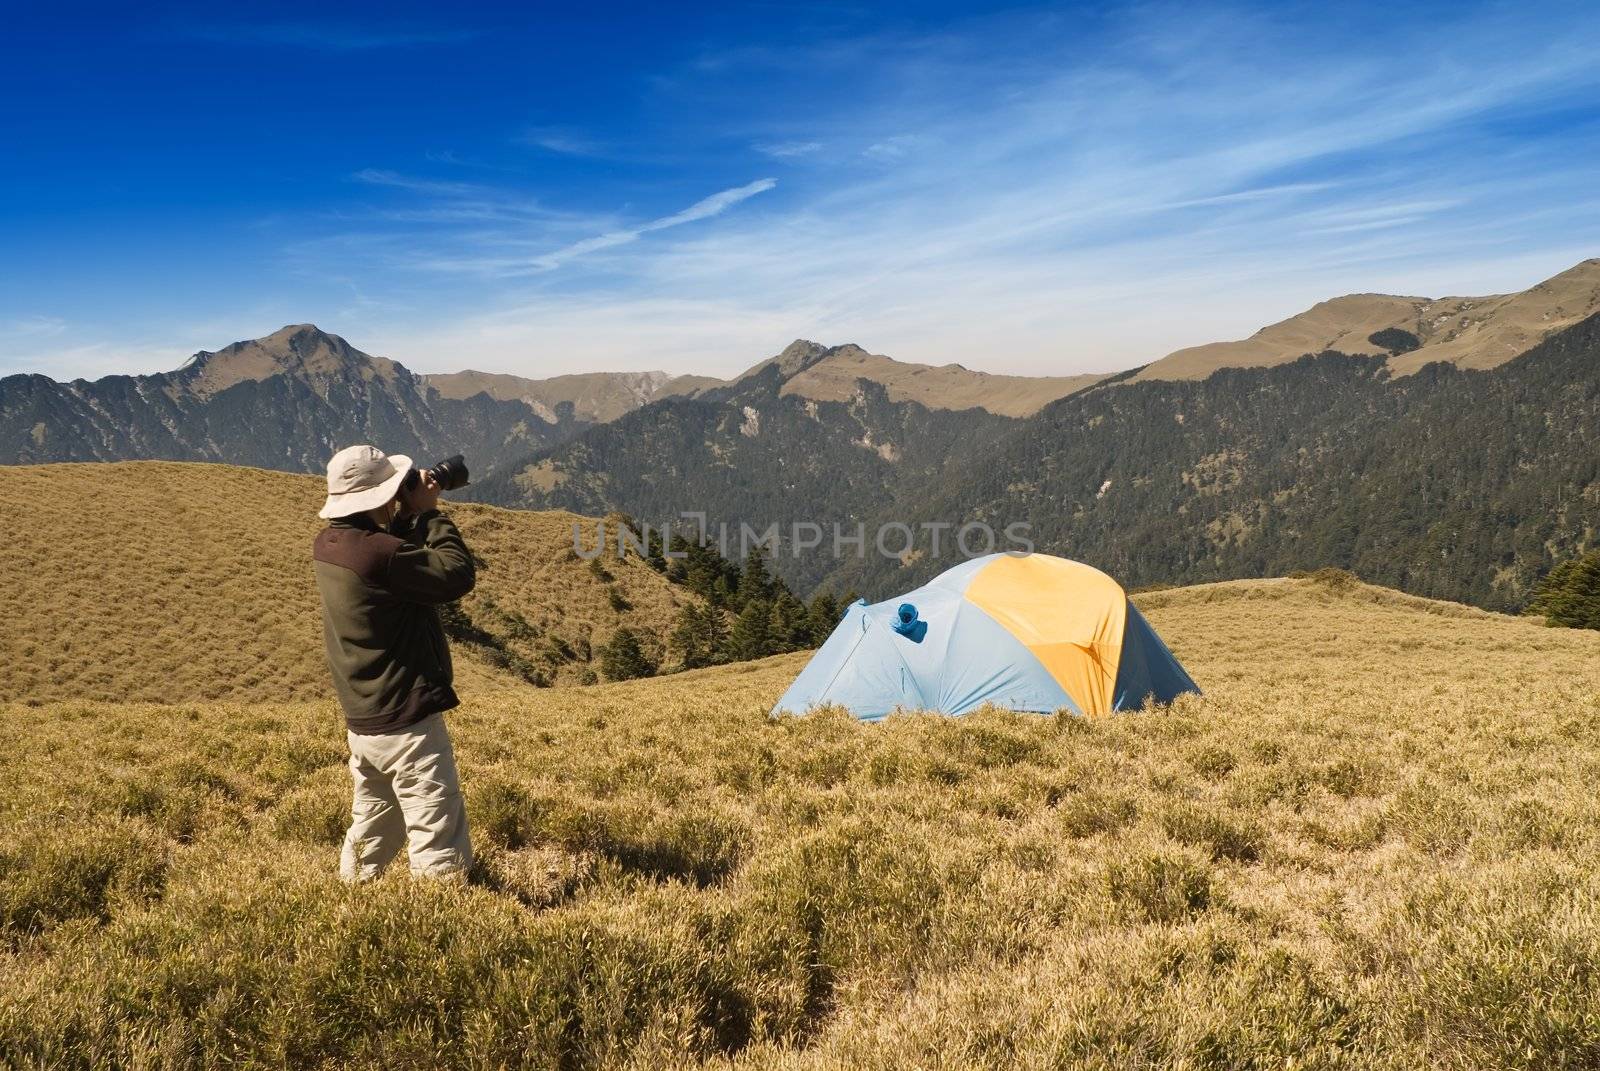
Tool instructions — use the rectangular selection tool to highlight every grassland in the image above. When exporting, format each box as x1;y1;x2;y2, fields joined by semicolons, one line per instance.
5;461;696;702
4;570;1599;1068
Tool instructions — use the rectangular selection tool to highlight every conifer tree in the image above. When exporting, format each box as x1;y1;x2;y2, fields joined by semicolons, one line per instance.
671;603;727;669
599;627;657;681
738;549;773;608
806;592;841;645
769;588;809;651
1526;550;1600;630
728;598;773;661
766;601;792;654
644;527;667;572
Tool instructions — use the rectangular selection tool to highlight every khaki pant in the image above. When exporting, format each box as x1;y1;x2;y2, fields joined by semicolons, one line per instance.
340;713;472;882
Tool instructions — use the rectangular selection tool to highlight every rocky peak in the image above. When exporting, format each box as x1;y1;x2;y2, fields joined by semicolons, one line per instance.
771;339;829;377
174;324;406;398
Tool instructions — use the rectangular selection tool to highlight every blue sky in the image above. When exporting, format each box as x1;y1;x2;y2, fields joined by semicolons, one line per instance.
4;1;1600;379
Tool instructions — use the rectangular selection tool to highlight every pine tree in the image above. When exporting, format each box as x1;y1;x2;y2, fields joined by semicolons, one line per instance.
766;602;791;654
700;603;730;664
805;592;842;646
599;627;658;681
769;588;809;652
1526;550;1600;630
677;537;721;600
670;604;702;669
737;549;773;608
644;528;667;573
671;603;727;669
728;598;773;661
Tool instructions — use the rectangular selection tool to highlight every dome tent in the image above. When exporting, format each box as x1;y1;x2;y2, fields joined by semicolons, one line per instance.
772;553;1198;720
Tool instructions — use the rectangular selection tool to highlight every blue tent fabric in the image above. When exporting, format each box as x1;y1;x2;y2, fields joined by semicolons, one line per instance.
773;587;1080;721
1110;603;1200;711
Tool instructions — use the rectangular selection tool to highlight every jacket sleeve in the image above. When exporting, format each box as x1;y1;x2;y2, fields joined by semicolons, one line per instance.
385;510;477;604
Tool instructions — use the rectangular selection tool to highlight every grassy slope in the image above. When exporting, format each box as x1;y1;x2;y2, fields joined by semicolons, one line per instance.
5;461;695;700
4;573;1600;1068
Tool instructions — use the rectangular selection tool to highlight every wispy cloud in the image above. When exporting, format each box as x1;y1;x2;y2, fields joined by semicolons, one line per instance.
861;134;926;162
519;127;604;156
423;149;519;172
293;175;780;282
5;315;68;338
346;168;574;225
533;179;778;270
175;21;477;51
755;140;823;159
352;169;484;198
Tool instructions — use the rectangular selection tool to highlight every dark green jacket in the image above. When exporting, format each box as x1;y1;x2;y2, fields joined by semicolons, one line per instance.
312;510;476;734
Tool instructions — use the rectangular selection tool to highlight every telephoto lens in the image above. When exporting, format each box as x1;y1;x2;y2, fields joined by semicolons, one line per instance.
427;454;470;491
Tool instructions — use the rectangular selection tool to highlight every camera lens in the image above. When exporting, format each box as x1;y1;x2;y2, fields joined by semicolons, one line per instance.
430;455;469;491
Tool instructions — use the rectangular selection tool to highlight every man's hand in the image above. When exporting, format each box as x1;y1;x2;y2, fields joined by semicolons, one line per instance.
400;469;442;517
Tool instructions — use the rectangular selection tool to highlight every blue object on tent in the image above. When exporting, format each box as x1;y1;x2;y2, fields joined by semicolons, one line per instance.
890;603;927;642
771;553;1200;721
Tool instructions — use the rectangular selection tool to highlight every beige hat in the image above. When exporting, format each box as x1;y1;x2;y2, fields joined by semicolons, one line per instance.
318;444;414;520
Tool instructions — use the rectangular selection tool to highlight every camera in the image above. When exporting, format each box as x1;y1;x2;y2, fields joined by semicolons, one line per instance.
405;454;470;494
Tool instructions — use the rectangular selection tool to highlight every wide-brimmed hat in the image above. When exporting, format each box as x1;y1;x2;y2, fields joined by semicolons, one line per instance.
318;444;414;520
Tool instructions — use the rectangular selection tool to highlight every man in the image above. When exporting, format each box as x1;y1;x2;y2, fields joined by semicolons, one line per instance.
312;444;476;882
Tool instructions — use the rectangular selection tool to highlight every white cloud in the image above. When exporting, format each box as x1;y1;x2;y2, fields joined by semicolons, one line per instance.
861;135;925;162
5;316;68;338
644;179;778;230
352;169;485;197
520;179;779;272
518;127;603;156
755;140;823;158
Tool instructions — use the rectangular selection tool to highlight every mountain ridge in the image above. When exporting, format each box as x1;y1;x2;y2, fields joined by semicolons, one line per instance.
425;368;720;423
0;324;589;475
1135;258;1600;380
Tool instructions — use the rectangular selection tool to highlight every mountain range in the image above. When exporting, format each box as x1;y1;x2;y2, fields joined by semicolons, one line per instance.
0;325;588;476
5;259;1598;609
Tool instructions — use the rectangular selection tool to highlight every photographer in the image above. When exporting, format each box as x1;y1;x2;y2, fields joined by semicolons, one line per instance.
311;444;476;882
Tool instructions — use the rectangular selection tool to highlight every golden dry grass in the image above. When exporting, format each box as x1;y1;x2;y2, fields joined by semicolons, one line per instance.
3;570;1599;1068
3;461;695;702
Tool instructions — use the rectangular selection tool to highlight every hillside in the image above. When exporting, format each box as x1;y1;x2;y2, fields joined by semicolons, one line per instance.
731;340;1106;417
774;342;1105;417
4;462;701;703
4;573;1599;1067
1135;258;1600;380
426;368;720;423
0;325;591;476
825;309;1600;610
468;348;1021;593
